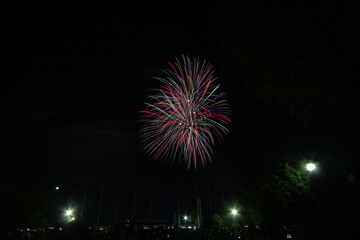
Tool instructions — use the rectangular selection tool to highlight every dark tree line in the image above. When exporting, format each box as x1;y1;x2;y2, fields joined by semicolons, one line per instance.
0;181;47;237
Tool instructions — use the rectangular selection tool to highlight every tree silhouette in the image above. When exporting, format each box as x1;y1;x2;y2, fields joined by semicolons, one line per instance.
261;161;310;226
0;182;47;235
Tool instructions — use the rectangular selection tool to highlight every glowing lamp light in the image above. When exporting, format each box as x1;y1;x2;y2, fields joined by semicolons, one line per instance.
65;209;73;217
64;209;75;223
306;163;316;172
183;216;188;221
231;208;238;216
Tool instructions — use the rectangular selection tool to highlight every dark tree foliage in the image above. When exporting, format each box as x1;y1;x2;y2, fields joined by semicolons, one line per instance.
260;162;310;226
256;152;360;238
287;152;356;196
213;0;359;122
0;182;47;234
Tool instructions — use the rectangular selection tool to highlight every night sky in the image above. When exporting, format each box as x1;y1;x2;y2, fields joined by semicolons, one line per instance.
2;1;359;226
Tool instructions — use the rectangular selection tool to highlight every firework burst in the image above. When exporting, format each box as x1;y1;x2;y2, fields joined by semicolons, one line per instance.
138;55;231;169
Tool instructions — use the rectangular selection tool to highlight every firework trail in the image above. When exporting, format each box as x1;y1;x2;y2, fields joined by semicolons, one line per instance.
138;55;231;169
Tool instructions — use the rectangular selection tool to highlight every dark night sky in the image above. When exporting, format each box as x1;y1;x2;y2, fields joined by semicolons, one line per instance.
1;1;359;225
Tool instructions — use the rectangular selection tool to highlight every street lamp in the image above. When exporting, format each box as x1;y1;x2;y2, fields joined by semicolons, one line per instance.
55;186;60;190
64;208;75;222
65;209;73;217
183;215;189;227
306;163;316;172
230;208;238;217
